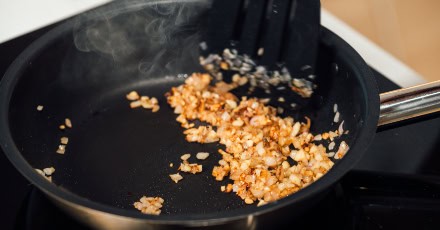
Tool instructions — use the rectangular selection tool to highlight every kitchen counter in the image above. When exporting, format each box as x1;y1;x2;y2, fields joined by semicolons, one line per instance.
0;0;426;87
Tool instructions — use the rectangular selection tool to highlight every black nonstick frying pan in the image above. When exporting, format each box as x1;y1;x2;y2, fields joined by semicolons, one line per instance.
1;1;439;229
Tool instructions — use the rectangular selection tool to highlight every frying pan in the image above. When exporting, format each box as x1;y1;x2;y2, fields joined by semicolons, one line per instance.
1;0;439;229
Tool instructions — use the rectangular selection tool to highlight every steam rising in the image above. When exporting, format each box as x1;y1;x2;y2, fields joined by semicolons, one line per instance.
73;0;211;77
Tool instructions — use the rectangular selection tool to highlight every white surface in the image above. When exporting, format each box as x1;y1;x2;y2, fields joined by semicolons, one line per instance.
0;0;111;44
321;9;426;87
0;1;427;87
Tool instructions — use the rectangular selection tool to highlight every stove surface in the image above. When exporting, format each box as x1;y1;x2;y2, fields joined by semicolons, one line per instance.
1;19;440;230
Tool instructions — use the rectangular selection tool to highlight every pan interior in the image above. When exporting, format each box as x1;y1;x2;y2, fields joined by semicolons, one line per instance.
5;1;374;217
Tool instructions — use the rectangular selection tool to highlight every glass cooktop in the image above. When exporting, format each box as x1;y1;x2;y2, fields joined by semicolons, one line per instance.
1;17;440;230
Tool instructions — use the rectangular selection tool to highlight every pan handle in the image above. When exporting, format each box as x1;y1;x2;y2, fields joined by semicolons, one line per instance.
378;80;440;127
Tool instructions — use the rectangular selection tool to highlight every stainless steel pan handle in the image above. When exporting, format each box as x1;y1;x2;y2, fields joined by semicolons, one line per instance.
378;80;440;126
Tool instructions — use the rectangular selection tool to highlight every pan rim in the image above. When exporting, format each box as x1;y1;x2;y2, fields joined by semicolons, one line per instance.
0;14;379;226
